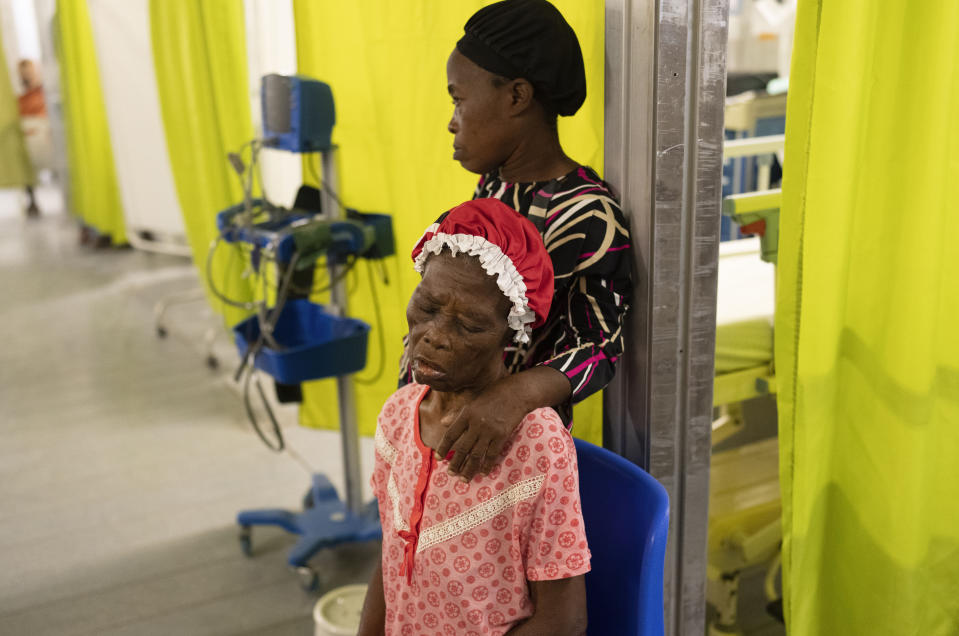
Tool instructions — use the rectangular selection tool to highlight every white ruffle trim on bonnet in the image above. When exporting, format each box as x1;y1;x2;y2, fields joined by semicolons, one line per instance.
413;232;535;344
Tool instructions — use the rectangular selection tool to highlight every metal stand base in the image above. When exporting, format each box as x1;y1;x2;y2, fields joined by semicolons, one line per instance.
154;287;220;369
237;473;381;588
234;147;375;589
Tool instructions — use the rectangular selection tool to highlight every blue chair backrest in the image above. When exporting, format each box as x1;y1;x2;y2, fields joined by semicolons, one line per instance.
574;438;670;636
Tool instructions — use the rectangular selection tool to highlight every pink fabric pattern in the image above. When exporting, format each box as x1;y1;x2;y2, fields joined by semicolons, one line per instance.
371;383;591;636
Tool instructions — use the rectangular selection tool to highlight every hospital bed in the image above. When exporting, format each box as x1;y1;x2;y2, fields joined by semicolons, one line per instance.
708;150;784;633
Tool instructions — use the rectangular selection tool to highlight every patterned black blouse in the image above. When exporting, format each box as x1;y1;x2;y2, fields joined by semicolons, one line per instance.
401;165;632;422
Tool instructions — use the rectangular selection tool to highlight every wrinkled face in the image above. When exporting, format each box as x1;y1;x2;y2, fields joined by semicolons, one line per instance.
407;252;513;392
446;49;517;175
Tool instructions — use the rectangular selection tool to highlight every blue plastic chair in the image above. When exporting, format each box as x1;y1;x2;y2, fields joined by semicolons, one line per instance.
574;438;670;636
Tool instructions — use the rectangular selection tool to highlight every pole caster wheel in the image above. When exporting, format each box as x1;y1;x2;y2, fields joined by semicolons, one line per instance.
206;355;219;370
156;326;168;339
238;525;252;557
302;487;315;510
295;566;319;592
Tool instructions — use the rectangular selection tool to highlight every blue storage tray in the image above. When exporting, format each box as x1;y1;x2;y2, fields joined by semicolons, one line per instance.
233;300;370;384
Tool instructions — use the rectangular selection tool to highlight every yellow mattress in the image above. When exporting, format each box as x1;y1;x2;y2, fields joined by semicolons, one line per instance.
715;238;775;374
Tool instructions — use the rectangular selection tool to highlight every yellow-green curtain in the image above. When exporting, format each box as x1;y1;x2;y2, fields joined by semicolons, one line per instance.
55;0;125;243
150;0;255;327
777;0;959;633
0;28;34;188
293;0;606;442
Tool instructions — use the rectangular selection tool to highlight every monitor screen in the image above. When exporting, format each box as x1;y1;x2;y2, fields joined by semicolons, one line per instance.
262;74;292;134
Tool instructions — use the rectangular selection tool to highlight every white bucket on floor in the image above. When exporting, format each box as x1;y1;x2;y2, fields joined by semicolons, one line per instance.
313;584;367;636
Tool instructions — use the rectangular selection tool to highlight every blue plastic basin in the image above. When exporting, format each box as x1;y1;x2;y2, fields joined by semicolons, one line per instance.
233;300;370;384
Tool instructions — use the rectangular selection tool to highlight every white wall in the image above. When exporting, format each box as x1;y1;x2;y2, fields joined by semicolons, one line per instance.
1;0;41;92
244;0;302;208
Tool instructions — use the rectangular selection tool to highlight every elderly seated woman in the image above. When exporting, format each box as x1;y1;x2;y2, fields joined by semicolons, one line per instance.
359;198;590;636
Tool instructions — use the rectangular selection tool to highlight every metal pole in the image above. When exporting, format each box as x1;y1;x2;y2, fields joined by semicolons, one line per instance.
603;0;729;634
321;148;364;516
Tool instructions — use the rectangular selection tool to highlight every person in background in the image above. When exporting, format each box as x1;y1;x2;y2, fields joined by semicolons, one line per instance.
361;198;589;636
17;59;46;217
399;0;632;482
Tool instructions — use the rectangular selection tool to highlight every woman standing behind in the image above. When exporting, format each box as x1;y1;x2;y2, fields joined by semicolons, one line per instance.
400;0;632;481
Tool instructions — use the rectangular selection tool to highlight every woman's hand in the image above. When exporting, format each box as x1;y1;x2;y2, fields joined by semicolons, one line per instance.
436;366;571;481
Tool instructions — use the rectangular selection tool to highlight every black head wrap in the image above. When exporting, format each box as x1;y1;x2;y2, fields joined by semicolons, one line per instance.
456;0;586;117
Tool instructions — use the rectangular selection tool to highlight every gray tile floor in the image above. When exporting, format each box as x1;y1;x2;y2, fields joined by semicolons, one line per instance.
0;188;378;635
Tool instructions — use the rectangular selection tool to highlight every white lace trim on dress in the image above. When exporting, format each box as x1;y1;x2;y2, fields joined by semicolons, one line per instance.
386;472;410;532
415;474;545;553
374;426;399;465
